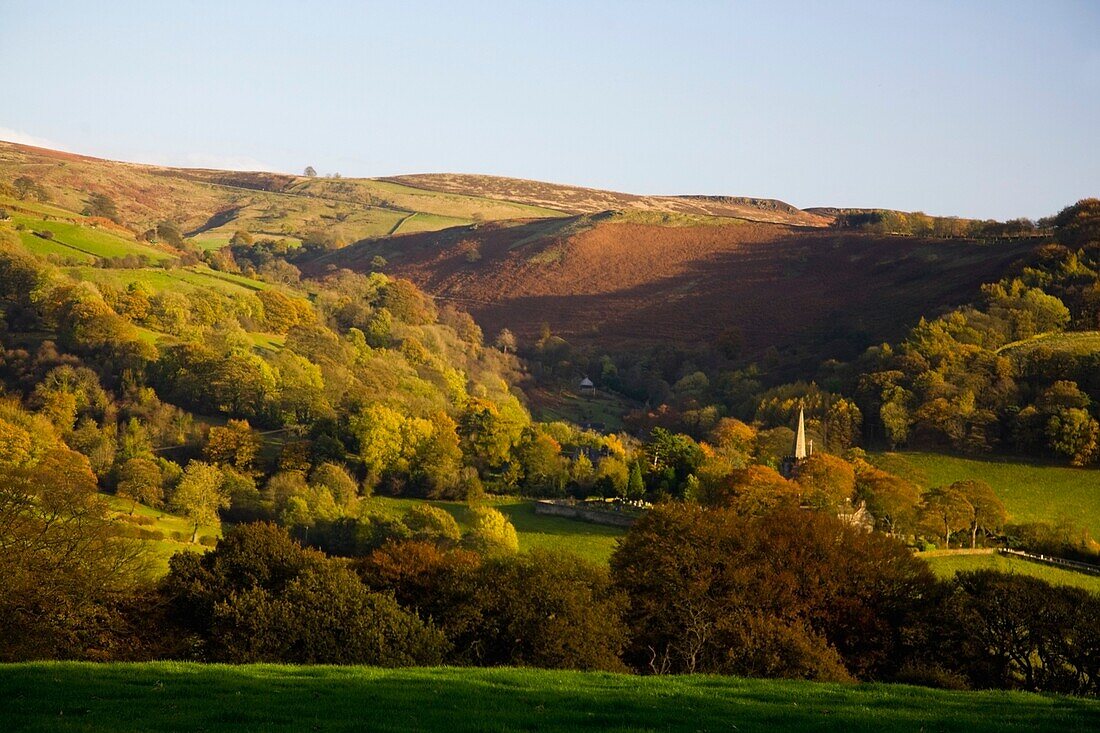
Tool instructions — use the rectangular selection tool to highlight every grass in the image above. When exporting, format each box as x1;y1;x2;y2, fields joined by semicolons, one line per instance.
998;330;1100;357
364;496;624;565
529;388;637;432
1;661;1097;732
922;552;1100;594
879;452;1100;539
9;213;171;262
104;494;219;577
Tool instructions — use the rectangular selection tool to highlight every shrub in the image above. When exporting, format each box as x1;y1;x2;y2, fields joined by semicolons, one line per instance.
463;506;519;555
402;504;461;545
162;523;446;665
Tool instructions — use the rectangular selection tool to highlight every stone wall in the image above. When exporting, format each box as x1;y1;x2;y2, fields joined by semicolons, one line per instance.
533;500;638;528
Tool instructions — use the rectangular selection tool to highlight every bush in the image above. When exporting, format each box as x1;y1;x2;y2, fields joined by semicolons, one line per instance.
162;523;446;665
463;506;519;555
611;503;938;680
402;504;461;545
359;542;627;671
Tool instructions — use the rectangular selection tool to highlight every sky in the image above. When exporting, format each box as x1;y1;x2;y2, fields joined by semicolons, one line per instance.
1;1;1098;220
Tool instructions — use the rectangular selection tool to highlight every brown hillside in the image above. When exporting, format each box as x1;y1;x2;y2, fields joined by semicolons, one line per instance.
318;215;1036;360
385;173;832;227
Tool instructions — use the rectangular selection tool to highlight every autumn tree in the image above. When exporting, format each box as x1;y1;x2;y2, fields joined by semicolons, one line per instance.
116;457;163;515
921;486;973;547
203;419;261;473
172;460;229;542
0;437;145;659
951;479;1006;549
793;453;856;510
702;464;801;515
494;328;516;353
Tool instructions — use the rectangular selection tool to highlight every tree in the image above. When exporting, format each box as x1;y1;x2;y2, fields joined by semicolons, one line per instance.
82;192;121;223
595;456;629;497
1046;408;1099;466
13;176;36;200
921;486;973;547
464;506;519;555
230;229;254;247
304;166;317;177
309;462;359;509
1052;198;1100;249
402;503;462;545
358;543;627;671
952;479;1006;549
793;453;856;510
204;419;261;473
703;464;800;515
163;523;446;665
116;457;163;515
172;460;229;542
611;503;936;680
0;441;145;660
626;461;645;499
856;464;921;535
494;328;516;354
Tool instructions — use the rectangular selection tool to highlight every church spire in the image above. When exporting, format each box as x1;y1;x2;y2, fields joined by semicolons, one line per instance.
794;406;807;460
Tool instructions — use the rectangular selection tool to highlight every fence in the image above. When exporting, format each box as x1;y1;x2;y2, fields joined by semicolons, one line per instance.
998;548;1100;577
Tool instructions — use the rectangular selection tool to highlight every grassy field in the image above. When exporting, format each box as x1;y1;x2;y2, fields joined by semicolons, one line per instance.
998;330;1100;357
9;213;171;262
105;495;219;577
922;552;1100;594
2;662;1096;733
879;452;1100;538
365;496;624;565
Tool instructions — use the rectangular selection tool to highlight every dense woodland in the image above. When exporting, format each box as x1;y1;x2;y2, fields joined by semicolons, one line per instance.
2;183;1100;696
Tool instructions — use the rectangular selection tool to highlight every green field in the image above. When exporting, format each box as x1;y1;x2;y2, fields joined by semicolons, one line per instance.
1;662;1096;733
10;214;171;262
104;495;219;577
365;496;624;565
998;330;1100;357
922;552;1100;594
881;452;1100;538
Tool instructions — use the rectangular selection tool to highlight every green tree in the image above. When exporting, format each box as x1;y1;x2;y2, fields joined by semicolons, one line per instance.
1046;408;1099;466
402;503;462;545
464;506;519;555
172;460;229;542
626;461;645;499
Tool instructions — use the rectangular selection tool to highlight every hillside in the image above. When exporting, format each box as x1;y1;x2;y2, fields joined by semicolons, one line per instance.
317;212;1037;360
3;662;1097;733
386;172;832;226
0;142;568;248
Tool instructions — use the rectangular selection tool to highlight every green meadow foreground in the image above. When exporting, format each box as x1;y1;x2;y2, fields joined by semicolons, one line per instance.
2;663;1098;733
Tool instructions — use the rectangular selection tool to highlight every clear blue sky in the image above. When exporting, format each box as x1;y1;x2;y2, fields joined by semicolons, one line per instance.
1;1;1097;219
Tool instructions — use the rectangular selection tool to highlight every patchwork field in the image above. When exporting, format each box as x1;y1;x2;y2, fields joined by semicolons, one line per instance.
2;662;1097;733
